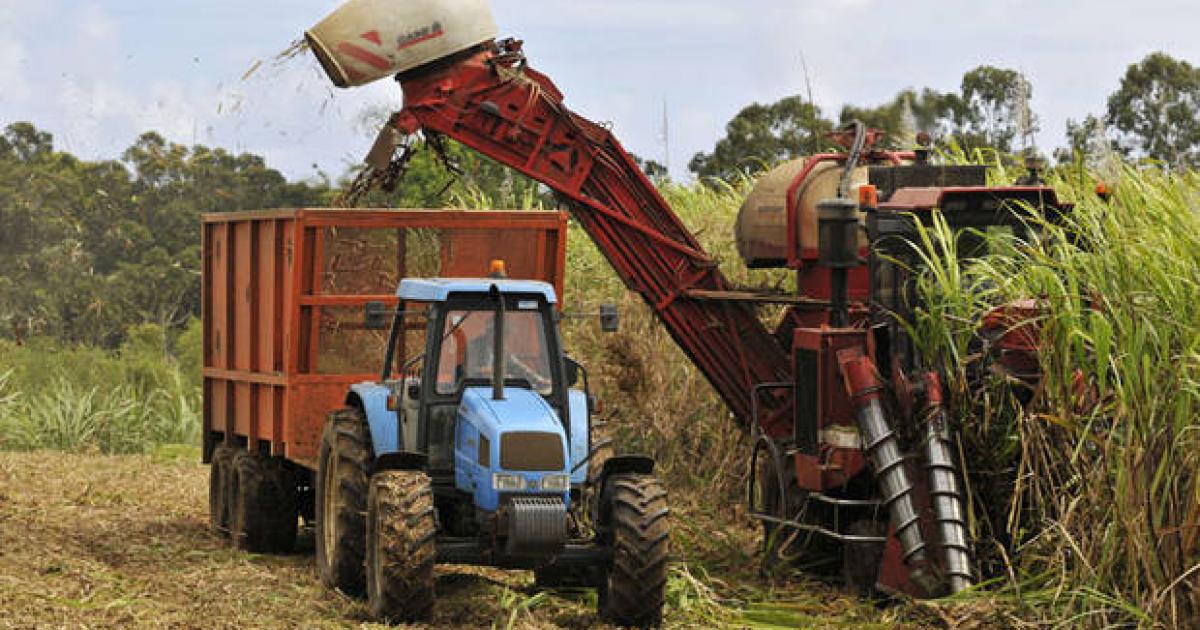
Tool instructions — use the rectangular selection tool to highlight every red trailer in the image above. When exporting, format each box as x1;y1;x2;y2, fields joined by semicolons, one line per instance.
200;209;567;468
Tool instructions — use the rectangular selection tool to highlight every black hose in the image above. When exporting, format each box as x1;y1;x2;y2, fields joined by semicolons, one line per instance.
838;121;868;199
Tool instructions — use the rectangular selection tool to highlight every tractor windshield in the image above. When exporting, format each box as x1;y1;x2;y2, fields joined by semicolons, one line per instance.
434;304;554;396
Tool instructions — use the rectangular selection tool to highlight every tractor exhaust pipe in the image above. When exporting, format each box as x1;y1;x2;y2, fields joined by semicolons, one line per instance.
838;349;933;589
491;284;506;401
921;373;974;593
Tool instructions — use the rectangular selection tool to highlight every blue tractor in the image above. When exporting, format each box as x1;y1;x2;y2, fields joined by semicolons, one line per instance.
314;268;669;627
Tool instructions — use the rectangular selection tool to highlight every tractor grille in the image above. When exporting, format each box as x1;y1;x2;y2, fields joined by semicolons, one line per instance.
500;432;565;471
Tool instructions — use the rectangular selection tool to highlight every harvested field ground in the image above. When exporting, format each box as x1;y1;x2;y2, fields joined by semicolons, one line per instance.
0;449;993;629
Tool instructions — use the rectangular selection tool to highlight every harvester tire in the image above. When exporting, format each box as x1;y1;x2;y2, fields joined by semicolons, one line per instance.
366;470;436;623
598;473;669;628
230;450;298;553
842;519;886;597
316;408;373;596
209;444;235;537
752;436;838;578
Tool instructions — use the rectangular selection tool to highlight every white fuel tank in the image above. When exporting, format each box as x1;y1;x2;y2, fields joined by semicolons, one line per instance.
306;0;499;88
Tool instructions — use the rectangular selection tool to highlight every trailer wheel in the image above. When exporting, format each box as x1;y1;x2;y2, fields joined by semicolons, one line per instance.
598;473;669;628
209;444;235;537
230;451;299;553
316;408;373;596
366;470;436;623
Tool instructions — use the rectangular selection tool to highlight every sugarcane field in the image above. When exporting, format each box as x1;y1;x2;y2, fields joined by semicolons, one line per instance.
1;2;1198;628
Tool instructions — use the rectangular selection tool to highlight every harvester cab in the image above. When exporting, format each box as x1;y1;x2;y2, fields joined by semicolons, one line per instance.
317;265;668;626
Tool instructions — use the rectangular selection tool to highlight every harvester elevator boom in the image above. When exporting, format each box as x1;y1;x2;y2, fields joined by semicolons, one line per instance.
387;41;793;433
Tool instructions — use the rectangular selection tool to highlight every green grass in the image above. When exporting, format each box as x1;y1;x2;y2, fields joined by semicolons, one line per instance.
0;323;201;455
903;162;1200;627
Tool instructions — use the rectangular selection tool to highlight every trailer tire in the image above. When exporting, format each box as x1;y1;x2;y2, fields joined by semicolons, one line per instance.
229;451;298;553
366;470;436;623
598;473;669;629
316;409;373;596
209;444;235;537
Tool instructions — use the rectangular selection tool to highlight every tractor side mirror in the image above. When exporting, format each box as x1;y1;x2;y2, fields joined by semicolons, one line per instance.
364;301;390;330
407;382;421;400
564;357;582;388
599;304;619;333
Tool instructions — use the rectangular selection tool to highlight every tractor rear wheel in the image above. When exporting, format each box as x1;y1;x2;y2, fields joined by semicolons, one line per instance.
209;444;235;536
366;470;437;623
315;408;373;596
598;473;669;628
230;450;299;553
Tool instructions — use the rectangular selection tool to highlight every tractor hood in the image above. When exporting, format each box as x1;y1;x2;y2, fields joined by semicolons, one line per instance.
458;387;565;444
455;387;570;512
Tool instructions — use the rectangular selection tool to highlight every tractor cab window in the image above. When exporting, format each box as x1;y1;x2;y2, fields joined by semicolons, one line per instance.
435;303;554;396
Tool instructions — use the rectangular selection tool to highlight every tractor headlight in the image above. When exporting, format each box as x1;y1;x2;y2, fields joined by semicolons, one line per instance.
493;473;527;491
539;474;570;492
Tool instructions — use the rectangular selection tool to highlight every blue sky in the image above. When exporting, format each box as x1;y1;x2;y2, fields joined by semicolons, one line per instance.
0;0;1196;182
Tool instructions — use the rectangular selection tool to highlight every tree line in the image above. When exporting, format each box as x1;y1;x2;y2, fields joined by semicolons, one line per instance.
0;51;1194;348
689;52;1200;181
0;124;538;349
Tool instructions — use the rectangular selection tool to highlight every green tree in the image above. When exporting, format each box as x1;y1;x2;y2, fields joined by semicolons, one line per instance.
839;88;965;148
343;136;546;210
630;154;669;181
688;97;833;182
1105;52;1200;168
958;66;1038;153
0;124;330;347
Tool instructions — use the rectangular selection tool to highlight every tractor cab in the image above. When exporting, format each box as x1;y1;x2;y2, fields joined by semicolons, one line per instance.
393;277;576;502
353;268;599;541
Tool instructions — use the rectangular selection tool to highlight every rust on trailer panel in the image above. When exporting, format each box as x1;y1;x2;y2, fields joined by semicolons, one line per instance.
202;209;568;466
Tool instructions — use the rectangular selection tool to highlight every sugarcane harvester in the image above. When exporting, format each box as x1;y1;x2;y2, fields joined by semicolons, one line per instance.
306;0;1071;600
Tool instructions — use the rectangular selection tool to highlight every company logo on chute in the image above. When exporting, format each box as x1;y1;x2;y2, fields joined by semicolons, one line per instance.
397;21;445;51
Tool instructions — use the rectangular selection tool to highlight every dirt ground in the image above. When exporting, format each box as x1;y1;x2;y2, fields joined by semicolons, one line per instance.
0;449;998;629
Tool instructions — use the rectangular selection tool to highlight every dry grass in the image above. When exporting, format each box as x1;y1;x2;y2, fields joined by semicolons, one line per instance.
0;449;966;629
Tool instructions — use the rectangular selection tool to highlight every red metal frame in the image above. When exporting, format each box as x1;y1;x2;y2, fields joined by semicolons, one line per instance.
202;209;567;467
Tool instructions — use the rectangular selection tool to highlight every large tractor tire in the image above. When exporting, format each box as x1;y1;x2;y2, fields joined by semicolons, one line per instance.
366;470;437;623
598;473;670;628
209;444;236;536
315;408;373;596
230;450;299;553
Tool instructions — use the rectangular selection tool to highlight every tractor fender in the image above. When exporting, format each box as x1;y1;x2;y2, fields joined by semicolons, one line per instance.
593;455;655;490
346;382;400;456
591;455;657;530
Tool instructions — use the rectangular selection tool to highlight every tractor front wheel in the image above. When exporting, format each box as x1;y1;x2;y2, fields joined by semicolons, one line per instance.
315;408;373;595
366;470;437;623
598;473;669;628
